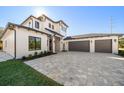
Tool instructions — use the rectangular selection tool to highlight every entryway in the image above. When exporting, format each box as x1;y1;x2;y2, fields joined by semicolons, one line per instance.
55;36;60;52
48;36;61;53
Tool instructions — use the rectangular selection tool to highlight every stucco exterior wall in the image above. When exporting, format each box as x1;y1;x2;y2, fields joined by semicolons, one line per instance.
59;22;67;36
21;17;44;31
16;27;48;59
22;18;33;28
43;18;60;33
1;29;15;57
21;17;67;37
41;17;67;37
64;36;119;54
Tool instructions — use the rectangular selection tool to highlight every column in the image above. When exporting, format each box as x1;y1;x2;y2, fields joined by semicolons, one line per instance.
90;39;95;53
52;36;55;53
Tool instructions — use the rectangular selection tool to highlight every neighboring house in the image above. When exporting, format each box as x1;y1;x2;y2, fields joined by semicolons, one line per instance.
0;14;68;59
64;33;124;54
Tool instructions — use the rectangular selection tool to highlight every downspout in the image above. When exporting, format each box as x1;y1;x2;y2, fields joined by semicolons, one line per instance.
9;24;16;59
14;29;16;59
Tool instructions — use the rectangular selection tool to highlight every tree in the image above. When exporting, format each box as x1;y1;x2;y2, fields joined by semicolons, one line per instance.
0;27;4;37
119;38;124;48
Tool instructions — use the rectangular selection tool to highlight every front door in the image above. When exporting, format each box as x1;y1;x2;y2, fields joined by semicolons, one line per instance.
49;39;52;52
55;37;60;52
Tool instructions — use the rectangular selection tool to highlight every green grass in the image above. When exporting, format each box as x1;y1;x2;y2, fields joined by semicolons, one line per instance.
0;60;62;86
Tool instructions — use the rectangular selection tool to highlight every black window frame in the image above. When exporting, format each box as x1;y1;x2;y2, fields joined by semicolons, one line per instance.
52;25;54;29
35;21;39;29
49;23;51;28
29;36;41;51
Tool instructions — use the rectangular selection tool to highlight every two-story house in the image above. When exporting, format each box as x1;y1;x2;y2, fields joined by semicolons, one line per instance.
0;14;68;59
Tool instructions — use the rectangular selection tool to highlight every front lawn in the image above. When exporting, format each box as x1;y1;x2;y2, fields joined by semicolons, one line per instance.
0;60;62;86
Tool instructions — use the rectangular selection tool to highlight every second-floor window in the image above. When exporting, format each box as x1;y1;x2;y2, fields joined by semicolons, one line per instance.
49;23;51;28
35;21;39;29
29;22;31;28
52;25;54;30
61;26;66;31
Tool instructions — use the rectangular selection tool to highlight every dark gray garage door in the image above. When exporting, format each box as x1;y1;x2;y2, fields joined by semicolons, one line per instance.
95;39;112;53
69;41;90;52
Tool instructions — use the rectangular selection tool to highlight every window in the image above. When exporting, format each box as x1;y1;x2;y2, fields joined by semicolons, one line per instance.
61;25;66;31
35;21;39;29
49;23;51;28
29;36;41;51
52;25;54;29
29;22;31;28
35;37;41;50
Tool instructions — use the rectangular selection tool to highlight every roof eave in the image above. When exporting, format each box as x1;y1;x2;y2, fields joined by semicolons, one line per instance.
64;34;124;40
0;22;51;39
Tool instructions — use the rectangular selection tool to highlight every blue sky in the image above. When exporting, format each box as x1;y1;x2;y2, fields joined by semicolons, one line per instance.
0;6;124;36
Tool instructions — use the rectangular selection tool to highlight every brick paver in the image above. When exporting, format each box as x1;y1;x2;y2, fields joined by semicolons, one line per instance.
25;52;124;86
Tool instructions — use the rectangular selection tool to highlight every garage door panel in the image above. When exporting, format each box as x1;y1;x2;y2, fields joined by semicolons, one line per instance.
95;39;112;53
69;41;90;52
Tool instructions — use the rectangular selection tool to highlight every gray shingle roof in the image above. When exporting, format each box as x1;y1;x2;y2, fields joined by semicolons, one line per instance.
64;33;124;40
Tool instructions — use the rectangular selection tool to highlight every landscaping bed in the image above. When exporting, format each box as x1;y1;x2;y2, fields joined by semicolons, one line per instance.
21;51;56;61
0;60;62;86
118;50;124;57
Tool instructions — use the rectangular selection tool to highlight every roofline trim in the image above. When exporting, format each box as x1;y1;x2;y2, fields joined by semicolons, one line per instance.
64;34;124;40
21;15;40;25
21;14;69;27
45;28;64;37
42;14;69;27
0;22;51;39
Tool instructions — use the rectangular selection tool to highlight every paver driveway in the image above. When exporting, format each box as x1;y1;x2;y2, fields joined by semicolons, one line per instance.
25;52;124;86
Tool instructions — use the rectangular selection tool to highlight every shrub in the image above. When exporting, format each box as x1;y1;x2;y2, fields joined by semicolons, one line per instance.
119;50;124;56
39;51;43;57
28;54;33;59
22;56;26;60
47;51;53;55
34;52;38;57
44;51;48;56
62;50;67;52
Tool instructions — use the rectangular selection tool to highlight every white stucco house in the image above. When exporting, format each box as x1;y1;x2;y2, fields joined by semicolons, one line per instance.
1;14;68;59
0;14;123;59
